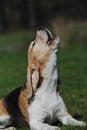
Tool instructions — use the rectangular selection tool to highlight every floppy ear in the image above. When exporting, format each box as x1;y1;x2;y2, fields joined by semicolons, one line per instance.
24;62;40;99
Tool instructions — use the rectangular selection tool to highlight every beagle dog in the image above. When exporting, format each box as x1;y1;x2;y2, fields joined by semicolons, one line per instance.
27;27;86;130
0;27;86;130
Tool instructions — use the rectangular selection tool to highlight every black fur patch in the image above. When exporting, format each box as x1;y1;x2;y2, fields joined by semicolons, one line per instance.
3;87;27;127
58;68;61;85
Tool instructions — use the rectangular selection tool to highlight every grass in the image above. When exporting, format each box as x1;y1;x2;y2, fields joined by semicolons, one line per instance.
58;46;87;130
0;52;27;98
0;23;87;130
0;31;34;46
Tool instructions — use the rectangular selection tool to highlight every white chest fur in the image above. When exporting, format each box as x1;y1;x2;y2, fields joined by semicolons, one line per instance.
35;52;58;106
28;52;59;126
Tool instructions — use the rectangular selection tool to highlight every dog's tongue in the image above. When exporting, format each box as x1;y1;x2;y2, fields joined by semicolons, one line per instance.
48;35;57;45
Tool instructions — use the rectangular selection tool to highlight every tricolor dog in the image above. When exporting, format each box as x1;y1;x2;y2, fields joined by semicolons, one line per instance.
0;27;86;130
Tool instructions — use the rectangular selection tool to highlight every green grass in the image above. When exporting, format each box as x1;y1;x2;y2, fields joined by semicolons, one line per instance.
0;31;34;46
58;46;87;130
0;28;87;130
0;52;27;98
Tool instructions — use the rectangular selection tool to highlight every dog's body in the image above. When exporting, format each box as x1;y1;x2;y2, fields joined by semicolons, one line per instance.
0;27;86;130
0;86;29;129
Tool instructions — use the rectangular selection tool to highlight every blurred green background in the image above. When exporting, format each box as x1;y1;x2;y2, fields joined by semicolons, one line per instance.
0;0;87;130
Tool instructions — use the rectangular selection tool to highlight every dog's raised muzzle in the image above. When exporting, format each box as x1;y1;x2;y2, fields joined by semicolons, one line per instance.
38;27;52;42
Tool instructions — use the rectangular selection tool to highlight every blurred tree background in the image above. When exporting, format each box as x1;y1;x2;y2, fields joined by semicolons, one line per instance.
0;0;87;32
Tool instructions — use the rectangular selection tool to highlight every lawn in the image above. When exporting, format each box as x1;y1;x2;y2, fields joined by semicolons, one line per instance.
0;28;87;130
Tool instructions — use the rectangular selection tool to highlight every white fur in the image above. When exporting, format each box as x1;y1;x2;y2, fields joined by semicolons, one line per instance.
28;50;86;130
0;113;16;130
0;115;11;128
1;127;16;130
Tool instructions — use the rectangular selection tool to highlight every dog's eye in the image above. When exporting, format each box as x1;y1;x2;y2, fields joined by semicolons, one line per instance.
32;42;35;47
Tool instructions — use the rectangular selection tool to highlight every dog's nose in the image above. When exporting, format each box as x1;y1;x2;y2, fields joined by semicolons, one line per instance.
38;26;44;31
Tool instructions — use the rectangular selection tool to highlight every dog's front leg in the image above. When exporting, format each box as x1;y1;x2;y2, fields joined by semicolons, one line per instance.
28;105;60;130
56;94;86;126
2;127;16;130
30;122;60;130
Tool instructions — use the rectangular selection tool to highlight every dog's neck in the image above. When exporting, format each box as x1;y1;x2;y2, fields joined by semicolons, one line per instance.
36;51;58;95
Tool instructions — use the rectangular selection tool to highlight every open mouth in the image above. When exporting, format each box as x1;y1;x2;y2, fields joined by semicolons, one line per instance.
45;28;57;45
37;27;57;46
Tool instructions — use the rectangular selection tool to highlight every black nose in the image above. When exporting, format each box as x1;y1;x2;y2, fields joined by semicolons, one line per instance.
38;26;44;31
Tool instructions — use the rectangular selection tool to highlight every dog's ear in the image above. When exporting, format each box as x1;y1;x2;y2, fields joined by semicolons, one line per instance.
24;62;40;99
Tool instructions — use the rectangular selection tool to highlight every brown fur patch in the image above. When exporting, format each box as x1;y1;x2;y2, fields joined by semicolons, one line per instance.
65;112;70;116
26;44;50;98
18;91;29;124
0;100;8;115
28;48;50;71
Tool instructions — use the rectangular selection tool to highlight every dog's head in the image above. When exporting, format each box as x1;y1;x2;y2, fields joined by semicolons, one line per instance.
29;27;60;65
25;27;60;99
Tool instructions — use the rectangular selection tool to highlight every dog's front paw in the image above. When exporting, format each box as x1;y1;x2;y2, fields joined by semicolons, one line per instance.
53;126;61;130
3;127;16;130
61;115;86;126
42;125;60;130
